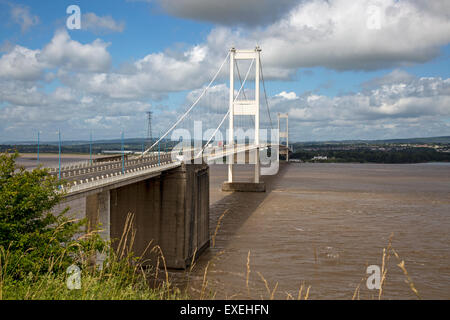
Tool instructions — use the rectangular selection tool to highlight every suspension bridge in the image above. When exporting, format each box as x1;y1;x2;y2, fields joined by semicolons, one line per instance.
48;47;292;269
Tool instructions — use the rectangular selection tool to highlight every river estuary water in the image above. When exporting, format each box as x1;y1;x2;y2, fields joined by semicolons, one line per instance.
181;162;450;300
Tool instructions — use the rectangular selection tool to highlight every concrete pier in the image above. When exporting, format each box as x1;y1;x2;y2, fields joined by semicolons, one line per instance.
221;149;266;192
86;190;110;240
70;163;210;269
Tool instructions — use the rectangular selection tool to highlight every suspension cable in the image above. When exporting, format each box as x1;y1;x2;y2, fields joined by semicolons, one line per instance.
259;52;273;130
196;59;254;158
235;58;254;101
235;59;255;128
235;59;248;100
142;51;231;155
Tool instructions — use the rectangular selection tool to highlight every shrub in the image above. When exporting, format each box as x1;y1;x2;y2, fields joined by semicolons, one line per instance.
0;151;96;278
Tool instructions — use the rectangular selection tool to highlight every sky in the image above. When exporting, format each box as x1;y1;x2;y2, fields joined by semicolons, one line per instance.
0;0;449;142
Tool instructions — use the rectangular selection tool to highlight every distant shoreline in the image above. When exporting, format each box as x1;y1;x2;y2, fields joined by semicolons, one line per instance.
289;160;450;165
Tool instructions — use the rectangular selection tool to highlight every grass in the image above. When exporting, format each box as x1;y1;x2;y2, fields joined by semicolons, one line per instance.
1;269;170;300
0;213;185;300
351;233;420;300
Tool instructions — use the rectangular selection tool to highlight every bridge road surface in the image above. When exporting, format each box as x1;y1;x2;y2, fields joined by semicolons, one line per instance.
48;144;276;183
19;144;276;190
46;153;174;185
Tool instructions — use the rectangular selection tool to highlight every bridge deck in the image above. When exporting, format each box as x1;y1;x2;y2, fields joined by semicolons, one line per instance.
44;143;277;197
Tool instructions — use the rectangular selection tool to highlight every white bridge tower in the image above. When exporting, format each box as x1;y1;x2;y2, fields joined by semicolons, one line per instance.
278;113;289;161
222;47;265;192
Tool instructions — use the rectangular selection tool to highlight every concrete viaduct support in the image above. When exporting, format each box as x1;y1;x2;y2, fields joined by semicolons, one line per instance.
83;163;209;269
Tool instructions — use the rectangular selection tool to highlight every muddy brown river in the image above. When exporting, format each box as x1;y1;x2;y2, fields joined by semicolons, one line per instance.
182;162;450;300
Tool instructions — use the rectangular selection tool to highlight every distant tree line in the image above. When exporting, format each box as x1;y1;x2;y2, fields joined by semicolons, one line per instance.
0;142;177;154
291;147;450;163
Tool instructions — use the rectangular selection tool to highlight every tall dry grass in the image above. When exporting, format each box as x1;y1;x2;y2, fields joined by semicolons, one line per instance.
352;233;421;300
0;212;184;300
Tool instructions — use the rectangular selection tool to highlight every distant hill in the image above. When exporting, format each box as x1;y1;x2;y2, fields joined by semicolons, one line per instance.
294;136;450;145
2;135;450;146
1;138;154;146
370;136;450;144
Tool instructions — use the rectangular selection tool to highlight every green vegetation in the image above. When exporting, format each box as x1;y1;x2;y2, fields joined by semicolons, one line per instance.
0;151;182;300
291;146;450;163
0;151;85;279
1;247;182;300
0;139;178;155
292;136;450;145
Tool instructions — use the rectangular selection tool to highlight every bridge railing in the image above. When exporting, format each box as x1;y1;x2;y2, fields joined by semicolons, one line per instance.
48;153;172;176
61;160;180;195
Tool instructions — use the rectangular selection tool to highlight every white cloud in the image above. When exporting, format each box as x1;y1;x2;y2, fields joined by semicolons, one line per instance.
255;0;450;72
10;4;39;33
27;0;450;105
41;29;111;73
0;30;112;80
0;79;154;140
276;91;298;100
362;69;416;89
412;0;450;19
51;87;76;102
82;12;125;34
176;0;450;75
0;46;43;81
62;44;218;100
129;0;450;75
185;84;230;123
1;1;450;141
269;71;450;140
0;80;44;107
184;45;207;63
